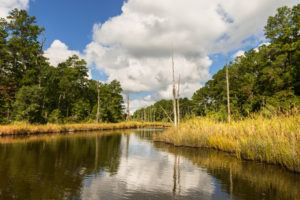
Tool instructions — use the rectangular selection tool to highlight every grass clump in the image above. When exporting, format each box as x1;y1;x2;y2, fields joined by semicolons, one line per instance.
155;115;300;172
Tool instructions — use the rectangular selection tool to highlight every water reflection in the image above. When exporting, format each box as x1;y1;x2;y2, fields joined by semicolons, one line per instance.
154;143;300;200
0;132;122;200
0;129;299;200
81;130;217;200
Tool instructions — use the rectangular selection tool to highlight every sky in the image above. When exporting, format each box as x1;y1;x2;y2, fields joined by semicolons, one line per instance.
0;0;298;111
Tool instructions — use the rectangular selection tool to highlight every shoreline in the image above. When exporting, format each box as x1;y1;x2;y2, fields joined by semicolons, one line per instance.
0;121;169;137
153;140;298;173
154;115;300;173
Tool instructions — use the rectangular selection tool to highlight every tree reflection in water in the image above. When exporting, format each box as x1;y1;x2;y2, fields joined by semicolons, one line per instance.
154;142;300;200
0;132;122;200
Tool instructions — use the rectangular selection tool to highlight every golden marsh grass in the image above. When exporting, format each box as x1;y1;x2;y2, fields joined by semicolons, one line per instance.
0;121;168;136
155;115;300;172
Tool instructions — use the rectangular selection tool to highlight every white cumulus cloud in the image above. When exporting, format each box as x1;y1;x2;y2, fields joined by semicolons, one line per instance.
84;0;298;111
1;0;298;111
44;40;81;67
0;0;29;17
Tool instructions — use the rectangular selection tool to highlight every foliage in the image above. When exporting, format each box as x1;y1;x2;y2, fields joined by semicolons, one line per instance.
0;9;125;124
191;4;300;120
14;85;45;123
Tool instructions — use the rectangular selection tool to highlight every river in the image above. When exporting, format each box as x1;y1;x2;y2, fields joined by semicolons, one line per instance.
0;129;299;200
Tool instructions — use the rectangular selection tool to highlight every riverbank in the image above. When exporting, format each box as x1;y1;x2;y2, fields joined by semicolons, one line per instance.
0;121;168;136
154;115;300;172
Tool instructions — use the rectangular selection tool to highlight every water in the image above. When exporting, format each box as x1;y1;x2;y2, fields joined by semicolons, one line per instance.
0;129;299;200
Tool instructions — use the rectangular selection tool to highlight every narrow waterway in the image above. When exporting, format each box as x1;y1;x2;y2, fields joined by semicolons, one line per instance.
0;129;299;200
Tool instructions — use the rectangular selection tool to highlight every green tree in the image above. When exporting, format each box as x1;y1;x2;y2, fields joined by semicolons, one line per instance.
14;85;45;123
6;9;46;87
56;55;89;120
190;4;300;119
0;19;11;123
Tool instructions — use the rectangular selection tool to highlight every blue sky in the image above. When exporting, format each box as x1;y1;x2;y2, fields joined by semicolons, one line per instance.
3;0;294;110
28;0;268;79
28;0;252;78
29;0;125;51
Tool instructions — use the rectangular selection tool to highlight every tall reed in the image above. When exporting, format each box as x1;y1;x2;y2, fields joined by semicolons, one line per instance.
155;115;300;172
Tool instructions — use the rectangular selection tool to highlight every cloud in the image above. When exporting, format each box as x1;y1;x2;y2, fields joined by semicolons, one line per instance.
44;40;81;67
81;135;215;199
0;0;29;17
254;42;271;52
232;50;245;59
129;95;156;113
84;0;298;111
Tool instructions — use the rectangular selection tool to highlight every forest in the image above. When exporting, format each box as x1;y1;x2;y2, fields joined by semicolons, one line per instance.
0;10;124;124
134;4;300;122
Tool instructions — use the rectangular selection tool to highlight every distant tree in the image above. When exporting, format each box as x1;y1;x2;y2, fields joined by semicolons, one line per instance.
133;98;193;122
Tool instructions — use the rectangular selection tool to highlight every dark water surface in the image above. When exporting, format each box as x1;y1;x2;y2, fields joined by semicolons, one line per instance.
0;129;299;200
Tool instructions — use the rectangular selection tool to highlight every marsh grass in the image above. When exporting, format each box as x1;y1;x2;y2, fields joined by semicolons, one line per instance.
0;121;168;136
155;115;300;172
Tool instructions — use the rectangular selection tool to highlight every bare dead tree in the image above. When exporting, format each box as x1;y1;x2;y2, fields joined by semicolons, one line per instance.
126;94;130;121
172;51;178;127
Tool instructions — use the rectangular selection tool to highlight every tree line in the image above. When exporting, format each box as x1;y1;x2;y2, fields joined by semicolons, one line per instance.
133;98;193;122
0;9;124;124
134;4;300;122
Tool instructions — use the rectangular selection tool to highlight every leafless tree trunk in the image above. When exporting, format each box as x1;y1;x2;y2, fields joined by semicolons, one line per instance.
126;94;130;121
226;66;231;123
160;105;173;123
172;52;178;127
